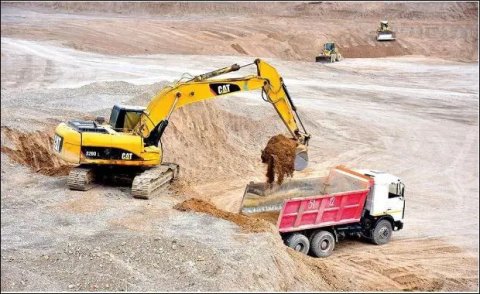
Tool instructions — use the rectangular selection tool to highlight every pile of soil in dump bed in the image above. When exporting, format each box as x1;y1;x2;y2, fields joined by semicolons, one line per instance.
261;134;297;185
174;198;274;233
1;127;72;176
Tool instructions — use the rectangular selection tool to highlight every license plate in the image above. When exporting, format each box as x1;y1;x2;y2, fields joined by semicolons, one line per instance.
53;134;63;153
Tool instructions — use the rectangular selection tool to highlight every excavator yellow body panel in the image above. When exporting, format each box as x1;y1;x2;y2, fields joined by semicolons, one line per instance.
54;123;161;167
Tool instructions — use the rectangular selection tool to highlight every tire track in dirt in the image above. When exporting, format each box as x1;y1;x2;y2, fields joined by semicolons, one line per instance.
290;237;477;291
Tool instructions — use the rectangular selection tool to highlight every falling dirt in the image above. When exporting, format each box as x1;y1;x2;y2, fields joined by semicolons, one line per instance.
1;127;72;176
174;198;274;233
261;134;297;185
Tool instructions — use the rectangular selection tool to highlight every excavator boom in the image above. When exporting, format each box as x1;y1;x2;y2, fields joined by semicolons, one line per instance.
136;59;309;147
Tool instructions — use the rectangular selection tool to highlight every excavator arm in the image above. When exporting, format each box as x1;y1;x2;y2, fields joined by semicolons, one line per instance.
135;59;310;150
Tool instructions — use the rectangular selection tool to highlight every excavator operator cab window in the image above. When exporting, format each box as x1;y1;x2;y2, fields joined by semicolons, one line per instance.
109;105;145;132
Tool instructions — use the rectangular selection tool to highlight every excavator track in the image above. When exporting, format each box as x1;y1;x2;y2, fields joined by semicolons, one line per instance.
67;166;96;191
131;163;179;199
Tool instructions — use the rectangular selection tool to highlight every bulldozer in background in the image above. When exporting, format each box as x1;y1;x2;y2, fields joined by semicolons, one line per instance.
315;42;342;63
376;20;396;41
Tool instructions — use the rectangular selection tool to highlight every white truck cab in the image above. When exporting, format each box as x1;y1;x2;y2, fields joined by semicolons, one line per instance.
355;169;405;229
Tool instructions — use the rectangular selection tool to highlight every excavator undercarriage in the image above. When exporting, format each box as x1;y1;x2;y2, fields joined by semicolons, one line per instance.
67;164;179;199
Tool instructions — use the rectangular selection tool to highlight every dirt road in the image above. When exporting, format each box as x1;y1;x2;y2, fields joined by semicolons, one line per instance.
1;3;478;292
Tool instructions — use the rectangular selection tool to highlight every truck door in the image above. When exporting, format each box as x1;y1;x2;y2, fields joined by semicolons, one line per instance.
387;181;405;221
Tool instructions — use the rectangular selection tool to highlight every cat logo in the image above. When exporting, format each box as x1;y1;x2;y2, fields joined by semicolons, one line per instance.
218;84;231;94
209;83;241;96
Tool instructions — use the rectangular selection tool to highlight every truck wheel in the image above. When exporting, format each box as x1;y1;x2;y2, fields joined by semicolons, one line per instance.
310;230;335;257
371;219;393;245
285;233;310;254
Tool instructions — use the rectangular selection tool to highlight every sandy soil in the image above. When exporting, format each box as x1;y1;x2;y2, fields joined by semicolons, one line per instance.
1;2;479;292
1;2;478;62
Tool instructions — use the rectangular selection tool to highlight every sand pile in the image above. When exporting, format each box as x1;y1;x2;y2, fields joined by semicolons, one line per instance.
1;127;72;176
261;134;297;185
174;198;274;233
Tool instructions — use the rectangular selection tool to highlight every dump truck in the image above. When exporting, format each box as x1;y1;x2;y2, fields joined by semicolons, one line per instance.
377;20;396;41
315;42;342;63
241;165;405;257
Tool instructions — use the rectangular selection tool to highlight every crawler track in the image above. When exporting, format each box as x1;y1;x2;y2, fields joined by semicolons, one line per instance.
67;166;96;191
131;163;180;199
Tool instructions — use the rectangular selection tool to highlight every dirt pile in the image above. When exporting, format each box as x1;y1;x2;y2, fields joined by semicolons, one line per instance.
261;134;297;185
1;127;72;176
174;198;274;233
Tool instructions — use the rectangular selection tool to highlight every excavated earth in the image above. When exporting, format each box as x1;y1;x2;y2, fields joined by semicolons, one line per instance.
261;134;297;185
1;2;479;292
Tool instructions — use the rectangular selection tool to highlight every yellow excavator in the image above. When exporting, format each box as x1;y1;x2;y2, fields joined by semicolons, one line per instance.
53;59;311;199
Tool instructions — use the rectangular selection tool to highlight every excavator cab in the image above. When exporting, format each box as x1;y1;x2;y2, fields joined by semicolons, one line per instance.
109;105;146;132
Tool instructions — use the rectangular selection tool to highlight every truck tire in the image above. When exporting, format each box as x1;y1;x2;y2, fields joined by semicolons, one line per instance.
309;230;335;257
371;219;393;245
285;233;310;254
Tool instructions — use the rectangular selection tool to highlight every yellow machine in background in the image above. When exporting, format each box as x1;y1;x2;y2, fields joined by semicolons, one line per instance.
53;59;311;198
377;20;396;41
315;42;342;63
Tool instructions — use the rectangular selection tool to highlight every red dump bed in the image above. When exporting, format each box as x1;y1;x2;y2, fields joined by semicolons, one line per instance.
278;189;369;232
241;166;373;233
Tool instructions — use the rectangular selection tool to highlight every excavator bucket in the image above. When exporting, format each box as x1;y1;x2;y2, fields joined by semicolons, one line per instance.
294;146;308;171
